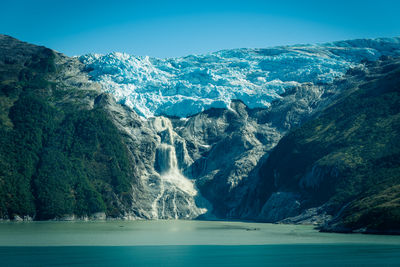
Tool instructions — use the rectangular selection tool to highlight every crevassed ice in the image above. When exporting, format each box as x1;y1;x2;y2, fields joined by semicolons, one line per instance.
80;37;400;118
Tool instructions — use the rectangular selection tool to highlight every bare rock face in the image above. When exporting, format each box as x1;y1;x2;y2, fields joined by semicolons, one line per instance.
169;101;278;217
259;192;301;222
165;82;336;219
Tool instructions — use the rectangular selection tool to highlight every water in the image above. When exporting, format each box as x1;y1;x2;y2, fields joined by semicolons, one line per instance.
152;142;205;219
156;143;197;197
0;220;399;266
151;117;208;219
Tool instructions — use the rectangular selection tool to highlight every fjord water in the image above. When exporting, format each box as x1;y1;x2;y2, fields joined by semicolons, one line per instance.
0;221;399;266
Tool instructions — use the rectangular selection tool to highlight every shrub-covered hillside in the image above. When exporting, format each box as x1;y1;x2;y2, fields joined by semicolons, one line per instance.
256;57;400;233
0;35;135;220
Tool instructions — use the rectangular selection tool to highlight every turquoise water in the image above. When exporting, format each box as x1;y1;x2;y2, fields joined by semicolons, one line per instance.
0;220;399;266
2;245;400;267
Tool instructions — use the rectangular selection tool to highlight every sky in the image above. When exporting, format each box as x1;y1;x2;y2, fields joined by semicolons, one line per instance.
2;0;400;58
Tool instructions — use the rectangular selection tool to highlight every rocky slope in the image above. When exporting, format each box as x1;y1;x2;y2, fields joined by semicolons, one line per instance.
0;34;399;233
250;57;400;233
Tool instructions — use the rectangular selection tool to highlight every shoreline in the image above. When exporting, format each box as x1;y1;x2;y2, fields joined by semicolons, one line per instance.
1;217;399;236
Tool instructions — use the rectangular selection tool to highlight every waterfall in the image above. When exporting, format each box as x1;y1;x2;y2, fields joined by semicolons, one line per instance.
157;144;179;174
156;143;197;197
151;142;198;219
150;117;208;219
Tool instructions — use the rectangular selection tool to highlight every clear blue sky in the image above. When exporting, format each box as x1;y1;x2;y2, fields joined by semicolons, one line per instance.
2;0;400;58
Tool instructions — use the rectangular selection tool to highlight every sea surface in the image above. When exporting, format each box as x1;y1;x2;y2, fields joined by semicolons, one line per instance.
0;220;399;266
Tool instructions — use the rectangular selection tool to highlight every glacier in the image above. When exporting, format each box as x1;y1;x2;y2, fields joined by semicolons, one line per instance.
80;37;400;118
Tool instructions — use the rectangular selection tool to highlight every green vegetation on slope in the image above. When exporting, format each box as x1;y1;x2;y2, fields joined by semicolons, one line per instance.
257;58;400;232
0;35;134;220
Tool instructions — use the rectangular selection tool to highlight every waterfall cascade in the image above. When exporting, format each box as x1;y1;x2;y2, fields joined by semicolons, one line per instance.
149;117;208;219
156;143;197;196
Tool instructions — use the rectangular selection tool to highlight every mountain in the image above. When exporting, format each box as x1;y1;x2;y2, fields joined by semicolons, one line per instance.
0;34;399;233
